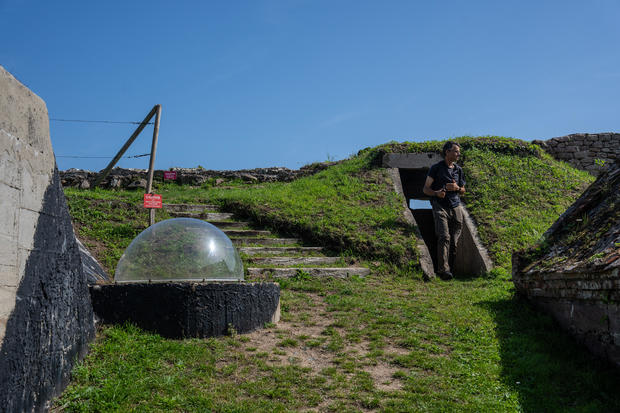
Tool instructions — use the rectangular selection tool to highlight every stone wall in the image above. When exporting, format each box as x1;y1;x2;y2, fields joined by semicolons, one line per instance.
533;133;619;175
60;162;338;189
0;66;94;412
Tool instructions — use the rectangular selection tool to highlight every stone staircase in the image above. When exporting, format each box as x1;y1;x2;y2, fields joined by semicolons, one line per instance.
163;203;370;279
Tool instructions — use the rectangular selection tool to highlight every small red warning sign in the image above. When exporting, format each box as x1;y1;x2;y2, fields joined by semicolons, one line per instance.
144;194;163;209
164;171;177;180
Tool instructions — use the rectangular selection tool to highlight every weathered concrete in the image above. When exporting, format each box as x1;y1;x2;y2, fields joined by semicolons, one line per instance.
75;237;109;284
513;160;620;367
246;256;341;266
90;282;280;338
246;267;370;278
238;246;324;255
232;237;300;246
0;66;94;412
163;203;219;212
452;208;493;276
383;152;443;169
224;229;272;237
211;221;251;229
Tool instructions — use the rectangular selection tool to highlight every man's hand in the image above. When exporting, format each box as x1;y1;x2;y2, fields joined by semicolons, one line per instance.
446;180;460;192
435;188;446;198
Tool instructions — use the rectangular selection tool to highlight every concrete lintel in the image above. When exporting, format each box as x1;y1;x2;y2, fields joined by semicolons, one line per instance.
383;153;442;169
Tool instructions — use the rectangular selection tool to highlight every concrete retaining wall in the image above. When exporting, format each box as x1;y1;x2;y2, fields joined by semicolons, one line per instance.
534;133;619;175
90;282;281;338
0;66;94;412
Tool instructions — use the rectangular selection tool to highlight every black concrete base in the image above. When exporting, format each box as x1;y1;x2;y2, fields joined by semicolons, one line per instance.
89;282;280;338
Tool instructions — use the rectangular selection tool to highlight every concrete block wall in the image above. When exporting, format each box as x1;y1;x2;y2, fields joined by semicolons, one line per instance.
534;133;619;175
0;66;94;412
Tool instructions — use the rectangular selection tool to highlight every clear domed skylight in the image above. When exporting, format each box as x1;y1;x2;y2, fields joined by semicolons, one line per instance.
115;218;244;282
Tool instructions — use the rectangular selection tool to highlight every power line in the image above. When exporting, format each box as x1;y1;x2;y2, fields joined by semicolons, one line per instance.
56;153;150;159
50;118;154;125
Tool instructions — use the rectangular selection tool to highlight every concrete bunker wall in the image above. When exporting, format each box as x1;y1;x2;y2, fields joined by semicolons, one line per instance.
384;153;492;277
0;66;94;412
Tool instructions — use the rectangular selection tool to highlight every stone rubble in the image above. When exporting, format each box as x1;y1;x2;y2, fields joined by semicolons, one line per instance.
59;163;339;189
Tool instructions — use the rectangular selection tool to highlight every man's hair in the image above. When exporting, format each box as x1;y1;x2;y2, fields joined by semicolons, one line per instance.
442;141;460;157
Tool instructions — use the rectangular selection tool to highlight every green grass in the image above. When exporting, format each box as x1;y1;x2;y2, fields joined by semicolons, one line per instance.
56;136;608;412
462;147;593;267
65;136;593;274
55;274;620;412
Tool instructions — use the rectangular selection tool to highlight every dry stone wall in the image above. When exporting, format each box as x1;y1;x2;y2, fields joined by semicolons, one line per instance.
60;162;339;190
0;66;94;412
533;133;619;175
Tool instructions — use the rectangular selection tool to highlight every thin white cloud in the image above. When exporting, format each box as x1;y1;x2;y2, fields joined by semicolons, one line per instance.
318;112;359;128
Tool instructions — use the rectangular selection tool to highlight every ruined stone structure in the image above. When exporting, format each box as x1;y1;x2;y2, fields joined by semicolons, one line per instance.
60;162;338;189
0;66;95;411
534;133;619;175
512;160;620;367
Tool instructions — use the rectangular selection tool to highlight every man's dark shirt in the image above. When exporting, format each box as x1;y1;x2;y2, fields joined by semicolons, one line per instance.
427;160;466;208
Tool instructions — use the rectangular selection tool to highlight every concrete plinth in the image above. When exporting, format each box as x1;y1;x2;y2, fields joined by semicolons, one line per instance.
89;282;280;338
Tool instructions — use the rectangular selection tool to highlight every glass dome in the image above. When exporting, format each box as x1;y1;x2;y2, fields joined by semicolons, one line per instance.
115;218;244;282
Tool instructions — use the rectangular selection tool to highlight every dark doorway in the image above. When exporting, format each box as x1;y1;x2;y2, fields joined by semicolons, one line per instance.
400;169;438;271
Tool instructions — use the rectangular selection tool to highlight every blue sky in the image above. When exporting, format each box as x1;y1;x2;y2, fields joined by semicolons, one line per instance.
1;0;619;171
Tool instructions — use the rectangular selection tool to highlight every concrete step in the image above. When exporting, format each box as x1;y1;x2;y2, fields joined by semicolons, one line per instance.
238;246;324;256
232;237;300;246
212;221;251;229
224;229;272;237
169;211;236;220
202;212;234;221
246;267;370;278
245;256;342;266
163;203;219;212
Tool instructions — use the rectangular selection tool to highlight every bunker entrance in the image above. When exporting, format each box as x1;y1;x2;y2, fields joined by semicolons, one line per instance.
398;168;492;276
399;169;439;271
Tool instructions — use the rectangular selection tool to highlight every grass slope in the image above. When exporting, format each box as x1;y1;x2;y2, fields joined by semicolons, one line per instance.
56;137;612;412
65;137;593;275
56;276;620;412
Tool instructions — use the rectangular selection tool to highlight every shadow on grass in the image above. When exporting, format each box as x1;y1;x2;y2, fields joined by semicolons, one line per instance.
478;295;620;413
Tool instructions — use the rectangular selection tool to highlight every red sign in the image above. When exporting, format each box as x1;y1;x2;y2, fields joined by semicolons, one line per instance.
164;171;177;180
143;194;163;209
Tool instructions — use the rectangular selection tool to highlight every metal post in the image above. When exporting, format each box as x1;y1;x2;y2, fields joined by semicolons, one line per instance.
93;105;159;187
146;105;162;226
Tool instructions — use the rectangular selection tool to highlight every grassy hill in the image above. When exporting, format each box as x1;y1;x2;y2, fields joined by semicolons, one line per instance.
55;137;620;412
66;136;593;276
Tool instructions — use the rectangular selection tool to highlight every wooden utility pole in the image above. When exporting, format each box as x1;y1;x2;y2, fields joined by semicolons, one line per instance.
92;104;162;227
146;105;162;226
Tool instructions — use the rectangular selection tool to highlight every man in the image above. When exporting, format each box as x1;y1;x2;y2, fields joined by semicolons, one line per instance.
423;141;466;280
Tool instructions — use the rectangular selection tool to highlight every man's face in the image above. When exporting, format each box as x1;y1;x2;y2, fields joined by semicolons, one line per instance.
446;145;461;162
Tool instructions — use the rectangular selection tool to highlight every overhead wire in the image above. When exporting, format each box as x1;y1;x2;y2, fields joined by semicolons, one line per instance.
50;118;154;125
51;116;154;160
56;154;150;159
